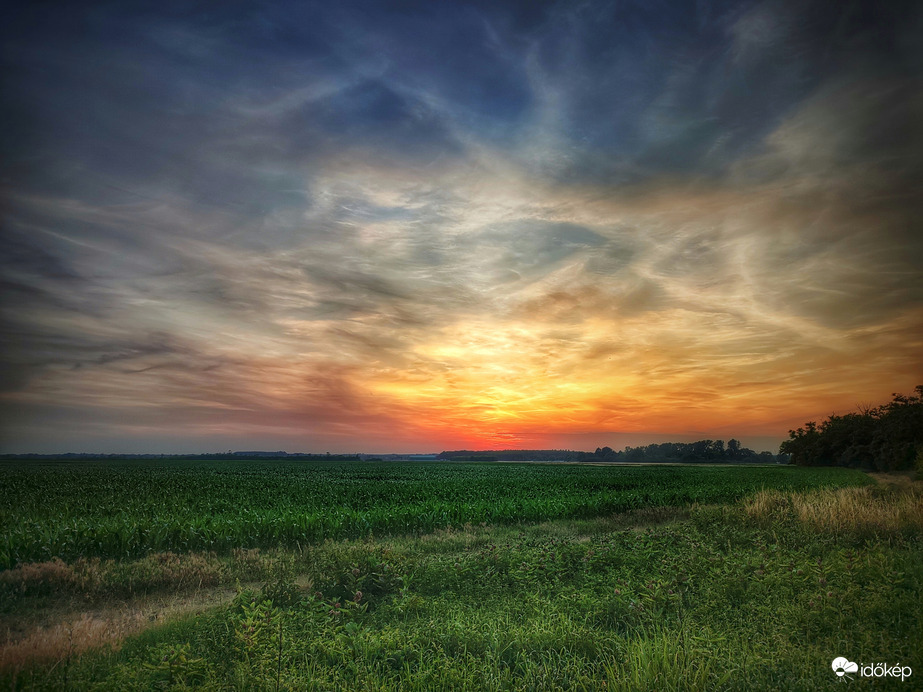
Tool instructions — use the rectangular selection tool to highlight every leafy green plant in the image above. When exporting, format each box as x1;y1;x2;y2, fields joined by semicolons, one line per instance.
260;554;300;607
141;643;208;688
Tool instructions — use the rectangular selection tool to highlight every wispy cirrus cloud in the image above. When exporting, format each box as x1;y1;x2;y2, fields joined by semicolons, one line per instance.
2;0;921;452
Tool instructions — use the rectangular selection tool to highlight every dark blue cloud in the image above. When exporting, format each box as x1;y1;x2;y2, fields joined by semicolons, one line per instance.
502;0;922;182
2;1;463;221
319;1;535;127
5;0;918;194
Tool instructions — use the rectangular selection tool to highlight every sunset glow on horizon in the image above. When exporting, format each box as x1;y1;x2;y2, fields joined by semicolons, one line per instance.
2;0;921;454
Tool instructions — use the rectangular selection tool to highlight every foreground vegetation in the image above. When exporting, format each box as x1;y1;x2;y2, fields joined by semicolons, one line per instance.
1;462;920;690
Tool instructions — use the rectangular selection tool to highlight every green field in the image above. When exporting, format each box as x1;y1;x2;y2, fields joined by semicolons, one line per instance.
1;461;921;690
0;459;873;568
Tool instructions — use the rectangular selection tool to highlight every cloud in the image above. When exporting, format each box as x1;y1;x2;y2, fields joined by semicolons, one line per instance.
2;0;922;452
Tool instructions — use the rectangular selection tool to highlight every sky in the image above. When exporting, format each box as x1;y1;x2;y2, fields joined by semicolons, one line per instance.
1;0;922;454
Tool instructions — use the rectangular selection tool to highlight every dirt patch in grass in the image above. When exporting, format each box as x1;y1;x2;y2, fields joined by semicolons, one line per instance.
0;585;246;671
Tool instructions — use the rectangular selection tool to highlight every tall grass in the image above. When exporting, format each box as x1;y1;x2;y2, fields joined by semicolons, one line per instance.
604;624;734;691
745;484;923;535
0;613;131;671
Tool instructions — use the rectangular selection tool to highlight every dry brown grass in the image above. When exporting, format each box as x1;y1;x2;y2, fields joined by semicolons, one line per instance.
230;547;272;580
0;551;230;600
0;549;290;671
744;482;923;535
0;587;242;672
124;551;227;591
0;611;137;672
0;550;257;671
0;558;81;594
867;471;918;489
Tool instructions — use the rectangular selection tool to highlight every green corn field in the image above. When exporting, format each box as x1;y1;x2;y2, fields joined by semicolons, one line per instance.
0;459;870;569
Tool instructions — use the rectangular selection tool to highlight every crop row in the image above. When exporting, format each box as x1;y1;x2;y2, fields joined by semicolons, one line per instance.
0;460;869;568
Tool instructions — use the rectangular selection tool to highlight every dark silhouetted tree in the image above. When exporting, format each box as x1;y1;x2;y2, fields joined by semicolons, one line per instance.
780;387;922;471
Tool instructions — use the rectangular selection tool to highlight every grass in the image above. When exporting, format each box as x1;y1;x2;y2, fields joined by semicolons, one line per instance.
1;463;920;690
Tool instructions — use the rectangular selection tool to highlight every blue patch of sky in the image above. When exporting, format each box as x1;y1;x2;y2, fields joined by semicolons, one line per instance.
3;0;920;195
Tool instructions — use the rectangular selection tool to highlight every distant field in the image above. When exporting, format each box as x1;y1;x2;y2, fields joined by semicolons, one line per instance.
0;459;870;569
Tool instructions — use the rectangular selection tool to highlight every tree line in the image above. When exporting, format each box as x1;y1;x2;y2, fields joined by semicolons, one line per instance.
589;439;776;463
780;386;923;471
438;441;779;463
437;450;587;462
